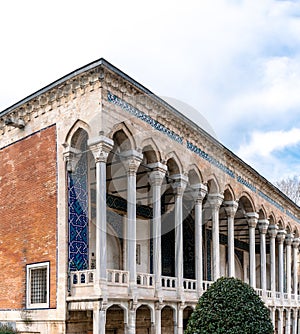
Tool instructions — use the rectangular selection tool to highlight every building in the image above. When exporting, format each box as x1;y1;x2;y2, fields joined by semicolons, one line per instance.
0;58;300;334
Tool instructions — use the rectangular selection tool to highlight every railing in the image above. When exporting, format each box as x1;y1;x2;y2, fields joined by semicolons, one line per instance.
183;279;197;291
137;273;154;287
161;276;177;289
69;271;300;307
71;270;94;286
107;269;129;285
202;280;213;292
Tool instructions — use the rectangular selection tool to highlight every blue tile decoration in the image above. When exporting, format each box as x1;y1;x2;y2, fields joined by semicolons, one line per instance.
68;149;89;272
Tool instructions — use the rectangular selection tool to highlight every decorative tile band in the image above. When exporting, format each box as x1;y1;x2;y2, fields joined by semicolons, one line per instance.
107;91;183;144
107;91;299;224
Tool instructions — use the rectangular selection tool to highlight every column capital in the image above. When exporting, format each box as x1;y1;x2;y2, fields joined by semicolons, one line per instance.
88;135;114;163
63;146;81;172
120;149;143;176
170;174;188;197
258;219;269;234
147;162;167;187
191;183;208;203
285;233;294;246
224;201;239;218
246;212;259;228
292;237;300;248
268;224;278;238
207;193;224;210
277;229;287;244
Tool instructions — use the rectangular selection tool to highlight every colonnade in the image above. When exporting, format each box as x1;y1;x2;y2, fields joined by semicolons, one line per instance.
66;134;300;334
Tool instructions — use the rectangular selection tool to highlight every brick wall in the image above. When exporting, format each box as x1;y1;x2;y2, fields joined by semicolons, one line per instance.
0;125;57;309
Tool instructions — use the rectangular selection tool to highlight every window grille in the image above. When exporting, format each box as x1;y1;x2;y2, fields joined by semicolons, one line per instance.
26;262;49;309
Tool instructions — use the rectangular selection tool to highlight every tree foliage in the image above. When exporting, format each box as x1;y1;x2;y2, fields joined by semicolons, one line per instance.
275;176;300;205
0;324;19;334
185;277;273;334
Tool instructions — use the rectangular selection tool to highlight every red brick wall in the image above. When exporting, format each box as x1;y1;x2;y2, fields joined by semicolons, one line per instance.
0;125;57;309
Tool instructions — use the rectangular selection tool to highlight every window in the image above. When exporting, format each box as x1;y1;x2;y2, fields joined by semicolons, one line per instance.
26;262;49;309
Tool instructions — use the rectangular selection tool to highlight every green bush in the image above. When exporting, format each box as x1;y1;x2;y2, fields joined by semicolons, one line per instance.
0;324;19;334
185;277;274;334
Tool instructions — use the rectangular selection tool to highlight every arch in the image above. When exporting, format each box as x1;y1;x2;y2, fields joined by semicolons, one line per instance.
109;122;136;151
141;137;161;163
238;193;256;213
136;305;152;333
258;206;267;220
187;165;203;185
105;304;126;333
207;175;221;194
64;119;91;147
183;306;194;331
268;212;276;226
161;306;175;334
165;152;183;175
277;218;285;230
223;185;236;201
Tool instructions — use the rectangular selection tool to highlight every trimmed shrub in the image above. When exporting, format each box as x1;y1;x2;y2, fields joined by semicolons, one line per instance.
185;277;274;334
0;324;19;334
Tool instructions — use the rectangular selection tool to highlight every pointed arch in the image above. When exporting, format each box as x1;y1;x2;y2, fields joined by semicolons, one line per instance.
165;152;183;175
223;184;236;201
187;164;203;185
141;137;161;164
258;206;267;220
64;119;91;147
108;122;136;150
238;192;256;213
207;175;221;194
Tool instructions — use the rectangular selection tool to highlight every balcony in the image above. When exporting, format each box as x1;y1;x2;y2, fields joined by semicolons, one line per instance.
68;269;299;307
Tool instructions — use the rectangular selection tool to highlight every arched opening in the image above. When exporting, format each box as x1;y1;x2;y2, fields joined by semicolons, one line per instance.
105;305;125;334
183;306;193;331
136;305;152;334
161;306;175;334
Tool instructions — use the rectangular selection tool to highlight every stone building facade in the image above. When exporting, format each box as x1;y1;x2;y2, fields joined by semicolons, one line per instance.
1;58;300;333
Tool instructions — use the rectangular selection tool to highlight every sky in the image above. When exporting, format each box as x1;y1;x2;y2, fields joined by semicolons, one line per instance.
1;0;300;183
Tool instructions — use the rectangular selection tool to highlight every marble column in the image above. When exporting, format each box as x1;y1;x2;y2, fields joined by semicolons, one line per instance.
293;238;300;296
258;219;269;293
154;302;163;334
278;309;283;334
208;193;224;281
293;309;298;334
148;162;167;297
277;230;287;295
93;302;106;334
121;150;143;294
191;183;208;296
287;309;292;334
286;234;294;298
246;212;259;288
224;201;238;278
88;136;114;295
268;225;278;296
171;174;188;295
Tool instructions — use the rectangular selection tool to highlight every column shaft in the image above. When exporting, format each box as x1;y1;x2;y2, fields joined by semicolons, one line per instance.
208;194;224;281
224;201;238;278
269;225;278;295
192;184;207;296
286;234;293;297
259;219;269;292
88;136;113;293
148;163;167;295
171;174;188;294
278;230;287;295
247;213;258;288
293;239;300;296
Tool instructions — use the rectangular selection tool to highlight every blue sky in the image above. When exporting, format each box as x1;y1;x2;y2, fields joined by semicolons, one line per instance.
1;0;300;182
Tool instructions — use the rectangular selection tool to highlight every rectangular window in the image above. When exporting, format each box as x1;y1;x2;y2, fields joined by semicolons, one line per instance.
26;262;49;309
